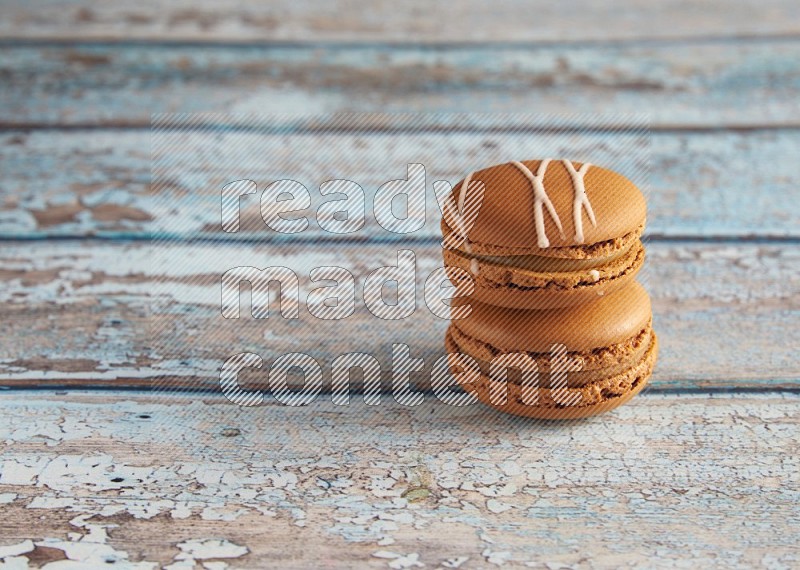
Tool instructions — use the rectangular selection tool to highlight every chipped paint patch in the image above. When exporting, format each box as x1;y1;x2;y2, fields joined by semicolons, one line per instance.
174;539;248;560
0;540;34;558
0;514;156;569
372;551;424;569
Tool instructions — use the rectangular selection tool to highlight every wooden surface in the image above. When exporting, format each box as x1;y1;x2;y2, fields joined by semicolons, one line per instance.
3;128;800;239
1;0;798;43
1;1;799;568
3;42;800;129
1;241;798;391
0;391;798;568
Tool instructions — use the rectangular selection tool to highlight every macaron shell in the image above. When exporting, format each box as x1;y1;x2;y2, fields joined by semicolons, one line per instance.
443;239;645;310
445;327;658;420
450;160;646;251
441;218;645;259
451;281;652;353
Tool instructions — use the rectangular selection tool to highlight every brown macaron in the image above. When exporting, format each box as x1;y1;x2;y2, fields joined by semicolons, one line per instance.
441;159;646;309
445;281;658;420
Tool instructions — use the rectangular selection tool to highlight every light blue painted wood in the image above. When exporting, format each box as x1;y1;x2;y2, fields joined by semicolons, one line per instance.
0;390;797;567
0;241;796;391
2;128;799;239
3;0;799;43
2;40;800;127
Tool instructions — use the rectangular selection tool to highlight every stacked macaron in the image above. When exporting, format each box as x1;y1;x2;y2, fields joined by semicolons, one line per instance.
442;159;658;419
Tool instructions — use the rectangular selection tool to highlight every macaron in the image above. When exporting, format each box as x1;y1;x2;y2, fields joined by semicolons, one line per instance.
444;281;658;419
441;159;646;309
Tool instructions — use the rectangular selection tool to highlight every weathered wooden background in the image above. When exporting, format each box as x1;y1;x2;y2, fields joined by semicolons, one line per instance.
0;1;798;568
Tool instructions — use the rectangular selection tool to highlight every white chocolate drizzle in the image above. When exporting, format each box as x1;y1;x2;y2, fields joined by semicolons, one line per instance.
456;172;480;275
562;159;597;244
450;159;599;276
456;173;473;254
511;160;564;248
511;159;599;248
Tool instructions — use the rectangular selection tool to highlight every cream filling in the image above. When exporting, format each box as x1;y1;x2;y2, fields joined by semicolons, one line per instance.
458;241;635;273
473;332;652;388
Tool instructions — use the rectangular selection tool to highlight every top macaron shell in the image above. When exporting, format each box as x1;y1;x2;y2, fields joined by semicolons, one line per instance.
445;160;646;255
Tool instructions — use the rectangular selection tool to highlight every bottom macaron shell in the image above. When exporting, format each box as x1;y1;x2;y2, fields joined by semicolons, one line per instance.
443;240;645;310
444;327;658;420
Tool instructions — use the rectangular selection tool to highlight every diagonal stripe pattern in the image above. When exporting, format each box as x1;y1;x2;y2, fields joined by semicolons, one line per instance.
148;112;651;446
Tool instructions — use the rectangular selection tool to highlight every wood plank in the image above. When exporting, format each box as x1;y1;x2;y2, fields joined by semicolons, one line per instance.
1;241;797;391
0;390;797;568
1;0;798;43
2;40;800;128
2;128;799;239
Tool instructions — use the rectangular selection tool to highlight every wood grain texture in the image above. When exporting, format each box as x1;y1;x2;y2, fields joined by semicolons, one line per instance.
3;40;800;128
1;241;797;391
0;390;797;568
2;128;799;239
1;0;798;43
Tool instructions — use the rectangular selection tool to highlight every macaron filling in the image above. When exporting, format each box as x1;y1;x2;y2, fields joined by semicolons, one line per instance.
448;320;653;388
442;239;645;302
445;324;658;414
455;239;637;274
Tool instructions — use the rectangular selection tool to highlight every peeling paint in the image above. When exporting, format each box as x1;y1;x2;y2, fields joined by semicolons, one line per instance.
0;392;798;567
